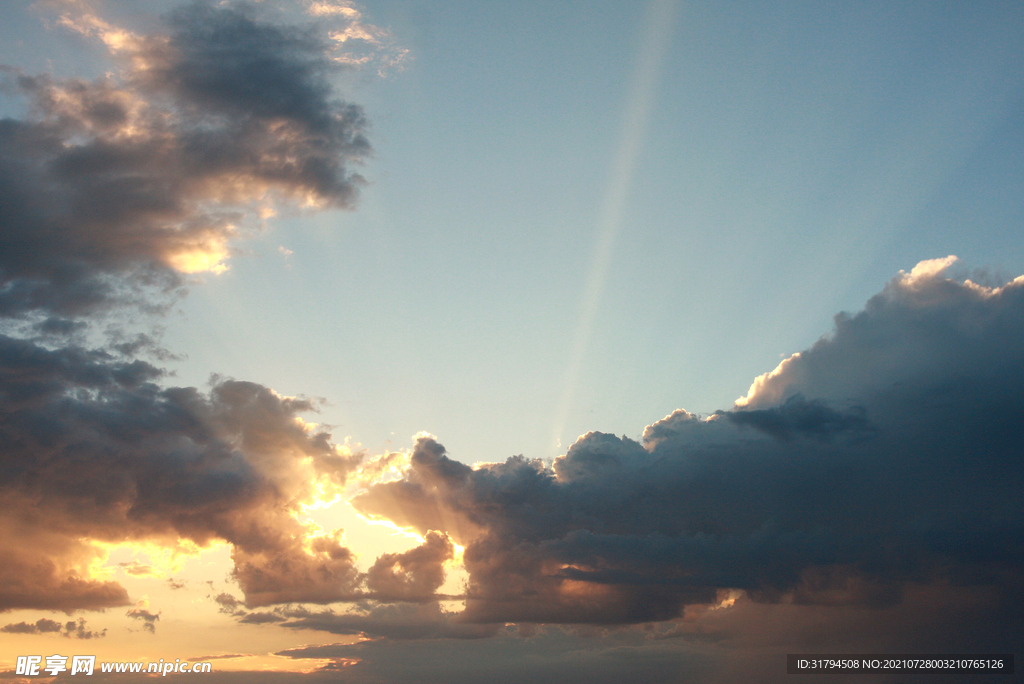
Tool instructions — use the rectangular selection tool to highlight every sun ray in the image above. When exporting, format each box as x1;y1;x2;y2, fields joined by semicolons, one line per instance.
550;0;680;451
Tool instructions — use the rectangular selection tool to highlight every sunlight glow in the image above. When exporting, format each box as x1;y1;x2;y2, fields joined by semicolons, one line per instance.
734;352;802;408
56;11;139;53
348;449;412;491
351;508;427;544
900;254;958;286
92;538;217;579
299;475;345;513
558;577;613;601
965;273;1024;297
166;236;231;274
307;2;360;18
711;589;742;610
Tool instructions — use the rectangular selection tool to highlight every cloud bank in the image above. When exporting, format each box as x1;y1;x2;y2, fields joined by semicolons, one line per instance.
352;258;1024;651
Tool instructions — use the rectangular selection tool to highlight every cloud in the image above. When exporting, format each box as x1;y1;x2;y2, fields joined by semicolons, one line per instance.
238;611;287;625
0;525;131;613
214;593;245;616
120;561;158;577
1;616;105;638
0;313;480;615
274;627;714;684
187;653;253;661
231;530;361;607
126;601;160;633
366;531;456;601
280;601;499;641
0;333;363;611
0;0;469;623
0;333;475;612
722;394;871;442
0;0;468;637
1;618;63;634
352;259;1024;649
734;255;1024;410
63;616;107;639
306;1;411;75
0;1;369;321
0;3;379;606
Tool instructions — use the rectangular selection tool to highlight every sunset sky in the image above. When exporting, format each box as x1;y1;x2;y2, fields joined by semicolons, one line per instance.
1;1;1022;682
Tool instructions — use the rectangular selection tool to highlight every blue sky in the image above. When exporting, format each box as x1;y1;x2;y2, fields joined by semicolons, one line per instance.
142;0;1024;463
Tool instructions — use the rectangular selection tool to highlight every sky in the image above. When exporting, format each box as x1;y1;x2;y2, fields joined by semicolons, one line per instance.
0;1;1022;682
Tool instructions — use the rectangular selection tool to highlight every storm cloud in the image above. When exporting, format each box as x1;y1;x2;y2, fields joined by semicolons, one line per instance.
0;2;368;320
353;259;1024;644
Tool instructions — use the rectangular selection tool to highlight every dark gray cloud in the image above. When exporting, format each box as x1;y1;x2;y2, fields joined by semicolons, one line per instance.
273;628;719;684
0;1;368;320
0;332;475;613
0;10;374;605
214;593;244;615
0;532;130;613
120;561;158;577
2;6;1020;676
0;0;475;641
1;616;105;638
280;602;499;641
722;394;870;442
366;531;456;602
352;262;1024;649
63;616;107;639
126;604;160;633
269;588;1023;684
0;333;363;611
232;531;361;607
1;618;63;634
238;611;287;625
